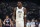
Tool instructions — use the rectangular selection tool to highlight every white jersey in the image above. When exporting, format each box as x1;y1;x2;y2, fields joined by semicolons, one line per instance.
39;23;40;27
16;7;24;21
31;22;35;27
26;22;31;27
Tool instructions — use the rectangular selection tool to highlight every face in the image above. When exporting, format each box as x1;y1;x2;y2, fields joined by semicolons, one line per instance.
6;16;9;19
18;2;22;7
35;20;37;22
27;20;30;22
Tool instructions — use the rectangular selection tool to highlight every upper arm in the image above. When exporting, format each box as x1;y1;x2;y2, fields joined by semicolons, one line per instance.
13;8;16;16
3;19;5;24
24;8;27;15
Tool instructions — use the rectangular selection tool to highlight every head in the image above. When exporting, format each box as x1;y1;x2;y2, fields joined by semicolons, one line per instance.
32;19;34;22
35;19;37;22
17;1;22;7
0;19;1;23
27;20;30;23
6;15;9;19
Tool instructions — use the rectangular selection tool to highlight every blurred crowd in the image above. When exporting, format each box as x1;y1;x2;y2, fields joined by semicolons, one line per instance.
26;19;40;27
0;1;40;21
0;18;40;27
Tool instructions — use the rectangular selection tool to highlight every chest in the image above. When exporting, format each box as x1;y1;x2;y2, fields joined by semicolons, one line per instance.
5;19;10;22
16;9;24;14
35;22;39;25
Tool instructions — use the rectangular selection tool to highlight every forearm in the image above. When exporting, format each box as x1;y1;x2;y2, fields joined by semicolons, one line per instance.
24;17;26;27
3;22;5;25
24;17;26;24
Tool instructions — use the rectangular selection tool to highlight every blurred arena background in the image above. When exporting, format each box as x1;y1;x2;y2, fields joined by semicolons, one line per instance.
0;0;40;22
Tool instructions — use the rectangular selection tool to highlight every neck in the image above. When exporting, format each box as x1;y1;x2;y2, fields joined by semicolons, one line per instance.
6;18;9;19
18;6;22;9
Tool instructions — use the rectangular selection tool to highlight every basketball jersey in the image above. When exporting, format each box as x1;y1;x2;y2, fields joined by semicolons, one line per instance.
5;18;10;25
16;7;24;21
39;23;40;27
35;22;39;27
26;22;30;27
31;22;35;27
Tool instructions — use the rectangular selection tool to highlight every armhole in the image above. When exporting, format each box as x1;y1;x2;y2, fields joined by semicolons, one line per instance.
9;18;10;21
23;7;24;12
16;7;17;11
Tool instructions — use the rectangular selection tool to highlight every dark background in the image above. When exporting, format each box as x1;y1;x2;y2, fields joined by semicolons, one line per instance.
0;0;40;22
0;0;40;5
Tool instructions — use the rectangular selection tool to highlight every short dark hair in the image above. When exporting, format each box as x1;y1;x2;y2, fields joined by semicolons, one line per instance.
6;15;9;17
18;1;22;3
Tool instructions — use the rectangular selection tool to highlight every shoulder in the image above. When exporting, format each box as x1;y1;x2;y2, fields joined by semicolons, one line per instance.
23;7;26;9
9;18;11;20
33;22;35;23
14;8;16;10
27;23;29;24
14;7;18;11
26;23;29;25
24;7;26;11
5;19;6;20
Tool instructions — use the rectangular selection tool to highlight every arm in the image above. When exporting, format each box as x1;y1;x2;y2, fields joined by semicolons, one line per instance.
13;8;16;21
24;8;27;27
12;8;16;27
10;19;13;27
3;19;5;26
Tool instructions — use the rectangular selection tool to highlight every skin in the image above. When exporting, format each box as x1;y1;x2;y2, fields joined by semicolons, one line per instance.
32;20;34;22
35;20;37;22
0;19;2;27
13;2;27;27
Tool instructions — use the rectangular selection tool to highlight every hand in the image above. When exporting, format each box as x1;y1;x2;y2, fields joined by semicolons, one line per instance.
3;23;5;26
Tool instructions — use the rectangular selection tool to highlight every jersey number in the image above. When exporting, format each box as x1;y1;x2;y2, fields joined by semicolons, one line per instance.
19;14;21;18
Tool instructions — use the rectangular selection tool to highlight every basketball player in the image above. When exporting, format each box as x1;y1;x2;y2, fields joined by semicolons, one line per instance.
35;19;39;27
26;20;31;27
30;19;35;27
0;19;2;27
3;15;12;27
13;1;27;27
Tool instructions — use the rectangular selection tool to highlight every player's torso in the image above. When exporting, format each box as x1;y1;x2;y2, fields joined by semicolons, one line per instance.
31;22;35;27
16;7;24;21
5;19;10;25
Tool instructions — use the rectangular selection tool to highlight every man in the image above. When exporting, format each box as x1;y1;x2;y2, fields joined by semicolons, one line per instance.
30;19;35;27
26;20;31;27
35;19;39;27
3;15;13;27
13;1;27;27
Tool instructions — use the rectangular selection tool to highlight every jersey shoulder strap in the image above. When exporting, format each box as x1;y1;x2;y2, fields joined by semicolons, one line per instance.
16;7;18;11
22;7;24;11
